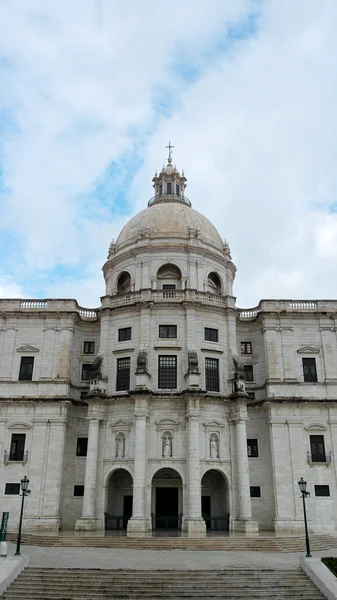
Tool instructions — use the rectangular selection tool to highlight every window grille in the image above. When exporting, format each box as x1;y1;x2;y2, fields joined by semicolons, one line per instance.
158;355;177;389
5;483;20;495
241;341;252;354
159;325;177;338
118;327;132;342
205;358;219;392
83;341;95;354
81;364;92;381
205;328;218;342
116;357;131;391
310;435;326;462
247;439;259;457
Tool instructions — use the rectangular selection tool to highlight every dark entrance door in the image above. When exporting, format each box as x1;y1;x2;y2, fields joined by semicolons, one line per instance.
123;495;133;528
202;495;211;529
155;487;178;529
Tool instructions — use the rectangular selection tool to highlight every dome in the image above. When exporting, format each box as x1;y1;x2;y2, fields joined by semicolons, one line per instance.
115;202;224;251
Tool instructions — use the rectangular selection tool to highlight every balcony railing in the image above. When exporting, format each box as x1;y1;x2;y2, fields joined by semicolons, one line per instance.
148;193;191;207
4;450;29;464
307;451;331;465
101;289;231;309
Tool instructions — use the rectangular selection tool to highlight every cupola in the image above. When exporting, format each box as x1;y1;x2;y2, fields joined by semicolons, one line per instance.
150;142;189;207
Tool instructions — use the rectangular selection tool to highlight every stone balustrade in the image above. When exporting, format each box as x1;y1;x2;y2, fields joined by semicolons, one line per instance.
238;299;334;320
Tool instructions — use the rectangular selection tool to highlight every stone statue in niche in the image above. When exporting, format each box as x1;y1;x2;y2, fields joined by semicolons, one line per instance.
210;435;219;459
188;351;200;374
233;357;246;394
135;350;148;374
90;354;103;380
162;435;172;458
116;435;125;458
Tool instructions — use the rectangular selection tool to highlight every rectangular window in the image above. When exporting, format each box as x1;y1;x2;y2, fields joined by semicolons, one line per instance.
310;435;326;462
167;182;172;194
244;364;254;382
159;183;162;196
314;485;330;497
204;328;218;342
159;325;177;338
83;341;95;354
9;434;26;461
158;355;177;389
176;183;180;196
5;483;20;495
241;341;252;355
247;439;259;457
116;357;131;391
162;284;176;290
19;356;34;381
118;327;132;342
76;437;88;457
303;357;317;382
74;485;85;497
81;364;92;381
250;486;261;498
205;357;219;392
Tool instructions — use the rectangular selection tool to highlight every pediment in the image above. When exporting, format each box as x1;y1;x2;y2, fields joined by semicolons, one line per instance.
297;346;320;354
156;419;180;426
158;271;179;279
16;344;40;353
203;420;224;427
304;424;327;431
7;422;32;430
110;420;132;428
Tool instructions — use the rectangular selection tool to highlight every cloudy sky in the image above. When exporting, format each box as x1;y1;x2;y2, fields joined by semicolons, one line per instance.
0;0;337;308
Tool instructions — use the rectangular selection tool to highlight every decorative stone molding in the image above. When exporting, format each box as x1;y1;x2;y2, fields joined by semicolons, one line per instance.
16;344;39;353
7;422;32;430
304;424;327;431
297;346;320;354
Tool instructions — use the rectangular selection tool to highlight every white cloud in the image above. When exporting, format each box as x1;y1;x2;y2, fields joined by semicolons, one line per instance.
1;1;337;307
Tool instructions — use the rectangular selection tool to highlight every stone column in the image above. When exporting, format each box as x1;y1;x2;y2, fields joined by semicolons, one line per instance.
75;400;105;531
231;398;258;532
127;397;151;535
184;395;206;536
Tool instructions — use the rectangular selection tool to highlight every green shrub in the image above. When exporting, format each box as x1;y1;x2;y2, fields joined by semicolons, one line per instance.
322;557;337;577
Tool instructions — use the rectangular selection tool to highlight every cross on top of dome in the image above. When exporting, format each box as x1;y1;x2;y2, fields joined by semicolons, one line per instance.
149;144;190;207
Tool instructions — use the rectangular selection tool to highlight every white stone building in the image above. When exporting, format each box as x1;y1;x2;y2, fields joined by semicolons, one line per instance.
1;154;336;535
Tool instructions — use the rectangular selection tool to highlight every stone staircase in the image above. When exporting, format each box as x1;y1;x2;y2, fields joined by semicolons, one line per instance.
3;567;326;599
6;532;337;552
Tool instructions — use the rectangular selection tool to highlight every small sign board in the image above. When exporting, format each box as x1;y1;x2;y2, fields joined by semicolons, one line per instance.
0;512;9;542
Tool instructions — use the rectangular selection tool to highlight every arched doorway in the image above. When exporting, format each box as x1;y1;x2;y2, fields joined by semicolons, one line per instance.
201;469;229;531
151;468;183;530
106;469;133;530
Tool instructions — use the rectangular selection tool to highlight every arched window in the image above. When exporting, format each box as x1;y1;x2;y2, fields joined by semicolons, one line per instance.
117;271;131;294
157;264;182;290
207;272;221;295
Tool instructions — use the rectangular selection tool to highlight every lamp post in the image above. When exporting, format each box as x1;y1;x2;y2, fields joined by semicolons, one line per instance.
298;477;311;558
15;476;30;556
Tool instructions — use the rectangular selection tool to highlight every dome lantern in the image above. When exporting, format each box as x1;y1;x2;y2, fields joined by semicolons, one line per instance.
150;143;189;207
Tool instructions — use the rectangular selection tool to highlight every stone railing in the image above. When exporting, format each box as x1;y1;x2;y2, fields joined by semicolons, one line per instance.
0;299;98;320
238;299;332;320
101;289;231;309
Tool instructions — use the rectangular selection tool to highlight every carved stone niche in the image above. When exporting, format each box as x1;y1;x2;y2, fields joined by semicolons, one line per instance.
110;420;132;460
155;419;180;458
203;420;225;460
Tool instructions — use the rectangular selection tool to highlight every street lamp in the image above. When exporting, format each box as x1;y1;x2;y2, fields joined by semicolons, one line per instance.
15;476;31;556
298;477;311;558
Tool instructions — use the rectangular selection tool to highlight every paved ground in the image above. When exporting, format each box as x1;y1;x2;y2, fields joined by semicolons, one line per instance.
7;542;337;571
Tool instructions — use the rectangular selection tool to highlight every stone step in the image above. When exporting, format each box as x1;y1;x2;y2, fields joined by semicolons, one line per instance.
3;568;326;600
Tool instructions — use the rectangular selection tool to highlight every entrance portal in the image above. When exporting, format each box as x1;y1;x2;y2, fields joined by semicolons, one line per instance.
201;469;229;531
151;468;182;530
106;469;133;530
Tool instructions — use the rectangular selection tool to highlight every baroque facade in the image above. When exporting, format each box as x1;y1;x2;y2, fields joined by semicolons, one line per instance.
1;154;336;535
